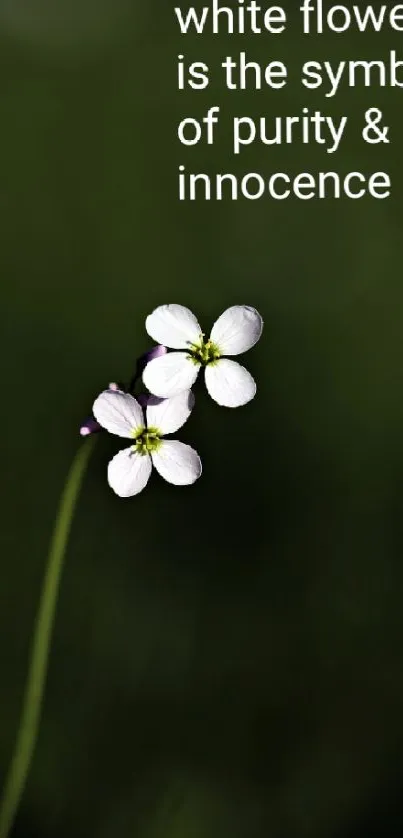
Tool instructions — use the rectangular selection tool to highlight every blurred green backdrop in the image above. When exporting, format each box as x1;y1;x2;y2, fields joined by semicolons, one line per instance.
1;1;403;836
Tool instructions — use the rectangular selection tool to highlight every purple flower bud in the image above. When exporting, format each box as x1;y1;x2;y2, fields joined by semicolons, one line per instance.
129;345;168;393
108;382;127;392
80;417;102;437
136;393;150;408
137;344;167;373
144;344;168;362
136;393;166;409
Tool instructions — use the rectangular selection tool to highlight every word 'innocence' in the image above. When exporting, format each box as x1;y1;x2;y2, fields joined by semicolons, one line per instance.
178;168;391;200
175;1;403;34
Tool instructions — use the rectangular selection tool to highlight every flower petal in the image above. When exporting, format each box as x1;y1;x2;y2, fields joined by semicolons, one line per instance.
204;359;256;407
146;390;195;435
107;447;152;497
143;352;200;398
145;304;202;349
210;305;263;356
152;440;202;485
93;390;144;438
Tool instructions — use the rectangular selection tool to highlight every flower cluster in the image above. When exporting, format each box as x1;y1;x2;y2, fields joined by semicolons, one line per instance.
83;304;263;497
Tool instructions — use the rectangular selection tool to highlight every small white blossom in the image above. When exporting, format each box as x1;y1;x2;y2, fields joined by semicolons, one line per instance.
92;389;201;497
142;304;263;408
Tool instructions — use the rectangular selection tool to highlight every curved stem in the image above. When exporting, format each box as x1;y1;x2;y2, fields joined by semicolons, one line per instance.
0;438;96;838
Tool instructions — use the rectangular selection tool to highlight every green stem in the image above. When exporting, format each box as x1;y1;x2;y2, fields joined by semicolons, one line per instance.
0;438;96;838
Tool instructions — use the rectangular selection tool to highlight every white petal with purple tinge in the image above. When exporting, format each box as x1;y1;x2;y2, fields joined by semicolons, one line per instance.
107;447;152;497
210;305;263;356
93;391;144;438
143;352;200;398
146;390;195;435
152;440;202;485
145;304;202;350
204;359;256;407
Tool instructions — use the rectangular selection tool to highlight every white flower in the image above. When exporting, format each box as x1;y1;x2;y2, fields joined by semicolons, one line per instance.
92;389;201;497
142;304;263;408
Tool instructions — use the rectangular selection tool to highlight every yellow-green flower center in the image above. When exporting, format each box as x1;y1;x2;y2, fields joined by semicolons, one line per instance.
189;337;221;366
131;426;162;455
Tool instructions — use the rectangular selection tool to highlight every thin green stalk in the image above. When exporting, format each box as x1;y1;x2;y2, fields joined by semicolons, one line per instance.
0;438;95;838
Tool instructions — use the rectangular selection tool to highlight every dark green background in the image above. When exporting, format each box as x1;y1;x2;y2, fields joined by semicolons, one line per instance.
1;1;403;835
